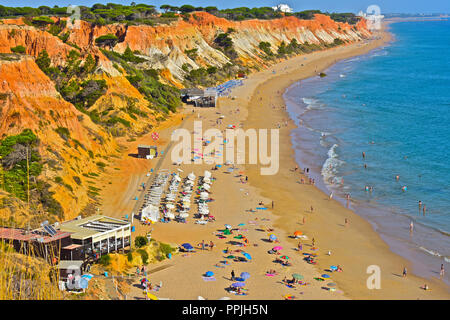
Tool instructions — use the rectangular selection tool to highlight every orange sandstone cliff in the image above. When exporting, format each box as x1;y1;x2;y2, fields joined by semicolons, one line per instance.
0;12;370;223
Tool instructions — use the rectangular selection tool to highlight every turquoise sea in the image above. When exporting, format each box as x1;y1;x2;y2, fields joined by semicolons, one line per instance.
284;20;450;284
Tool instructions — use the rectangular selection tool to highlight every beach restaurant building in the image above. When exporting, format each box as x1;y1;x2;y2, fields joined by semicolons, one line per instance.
59;215;131;261
180;88;217;107
0;225;72;262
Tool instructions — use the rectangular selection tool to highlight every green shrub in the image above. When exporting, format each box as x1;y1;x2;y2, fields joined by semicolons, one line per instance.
127;251;133;262
137;249;149;264
135;236;148;248
159;242;175;256
55;127;70;141
96;161;106;168
10;45;26;54
98;254;111;266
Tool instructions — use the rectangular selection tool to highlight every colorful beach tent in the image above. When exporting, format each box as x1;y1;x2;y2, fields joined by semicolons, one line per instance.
292;273;304;280
181;243;194;250
231;282;246;288
242;252;252;260
240;272;250;280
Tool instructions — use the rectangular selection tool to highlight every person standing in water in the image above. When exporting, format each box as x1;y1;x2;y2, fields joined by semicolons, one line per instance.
402;267;407;278
418;201;422;212
410;221;414;233
362;152;366;159
440;264;445;279
423;204;426;216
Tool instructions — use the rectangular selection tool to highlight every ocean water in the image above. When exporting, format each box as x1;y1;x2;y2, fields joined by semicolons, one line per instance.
284;20;450;285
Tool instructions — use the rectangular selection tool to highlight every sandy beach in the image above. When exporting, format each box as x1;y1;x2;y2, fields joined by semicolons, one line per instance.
97;23;450;300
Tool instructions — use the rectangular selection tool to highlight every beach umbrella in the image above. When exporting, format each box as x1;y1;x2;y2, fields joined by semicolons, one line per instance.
200;192;209;199
294;231;303;237
205;271;214;277
314;277;325;281
322;274;330;278
242;252;252;260
240;272;250;280
188;172;196;180
330;266;338;271
292;273;304;280
231;282;246;288
269;234;277;241
166;203;175;209
177;168;183;172
327;283;336;287
181;243;193;250
280;255;290;260
226;255;235;259
238;223;245;226
273;246;283;251
225;224;232;229
79;278;89;289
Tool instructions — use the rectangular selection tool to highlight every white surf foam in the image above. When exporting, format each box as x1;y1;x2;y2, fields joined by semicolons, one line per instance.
321;144;345;185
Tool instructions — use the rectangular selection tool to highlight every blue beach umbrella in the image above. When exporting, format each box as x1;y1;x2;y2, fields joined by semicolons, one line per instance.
79;278;89;289
322;274;330;278
240;272;250;280
269;234;277;241
330;266;338;271
242;252;252;260
182;243;193;250
205;271;214;277
231;282;246;288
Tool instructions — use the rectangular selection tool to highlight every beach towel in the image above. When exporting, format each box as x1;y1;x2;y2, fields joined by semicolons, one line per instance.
202;277;216;282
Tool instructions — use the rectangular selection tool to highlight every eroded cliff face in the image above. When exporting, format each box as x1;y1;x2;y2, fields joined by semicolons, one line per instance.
0;55;118;221
0;12;370;223
61;12;370;84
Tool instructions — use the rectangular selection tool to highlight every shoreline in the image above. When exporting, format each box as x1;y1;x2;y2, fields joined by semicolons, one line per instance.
96;22;450;299
240;24;450;298
282;50;450;287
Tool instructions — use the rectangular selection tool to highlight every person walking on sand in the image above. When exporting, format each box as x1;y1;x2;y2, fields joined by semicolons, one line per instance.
402;267;407;278
298;241;302;251
423;204;426;216
231;270;235;281
310;206;314;213
440;264;445;279
345;218;349;227
312;238;315;247
272;201;274;209
210;241;214;251
302;216;306;225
